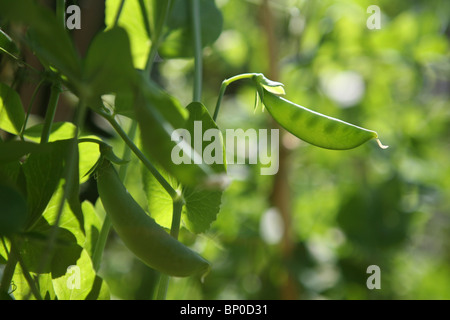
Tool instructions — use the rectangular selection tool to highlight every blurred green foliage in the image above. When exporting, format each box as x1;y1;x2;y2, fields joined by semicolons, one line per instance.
100;0;449;300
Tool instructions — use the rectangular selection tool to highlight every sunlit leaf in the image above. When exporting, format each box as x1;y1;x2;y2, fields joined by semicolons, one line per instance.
0;83;25;135
21;139;82;231
24;122;76;143
105;0;152;69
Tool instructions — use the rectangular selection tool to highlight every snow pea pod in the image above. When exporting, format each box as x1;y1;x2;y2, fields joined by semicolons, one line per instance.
260;88;387;150
96;159;210;277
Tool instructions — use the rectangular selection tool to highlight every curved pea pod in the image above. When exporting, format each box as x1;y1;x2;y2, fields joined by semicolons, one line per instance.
260;89;388;150
96;160;211;278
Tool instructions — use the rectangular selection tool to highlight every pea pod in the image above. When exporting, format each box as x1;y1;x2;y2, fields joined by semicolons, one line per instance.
259;88;388;150
96;159;210;278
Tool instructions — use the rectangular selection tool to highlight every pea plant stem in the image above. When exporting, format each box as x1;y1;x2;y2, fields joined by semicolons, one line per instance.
92;216;112;272
145;0;173;74
103;113;178;200
40;83;61;144
191;0;202;102
213;73;258;122
156;274;169;300
56;0;66;28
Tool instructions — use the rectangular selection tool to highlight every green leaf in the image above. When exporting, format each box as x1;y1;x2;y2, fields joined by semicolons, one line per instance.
78;138;101;184
19;184;84;278
0;181;27;236
142;102;226;233
0;83;25;135
105;0;152;69
0;140;45;163
135;76;217;187
0;28;19;59
0;160;23;191
113;89;136;119
19;221;83;279
185;102;226;174
83;27;137;101
159;0;223;59
182;102;226;233
0;0;81;84
22;124;99;184
142;163;177;229
21;139;82;231
11;195;105;300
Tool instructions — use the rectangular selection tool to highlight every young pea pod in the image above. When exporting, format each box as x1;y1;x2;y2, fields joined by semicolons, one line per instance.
258;85;387;150
96;159;210;278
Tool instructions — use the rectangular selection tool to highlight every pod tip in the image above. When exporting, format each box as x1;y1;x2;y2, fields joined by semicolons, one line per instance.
200;264;211;283
376;138;389;149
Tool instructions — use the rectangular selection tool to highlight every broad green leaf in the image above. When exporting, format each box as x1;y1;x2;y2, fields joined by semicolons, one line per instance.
0;181;27;236
159;0;223;58
0;83;25;135
78;137;101;184
52;249;110;300
18;122;100;184
105;0;152;69
143;102;226;233
23;122;76;143
0;28;19;59
19;221;83;279
0;161;23;193
21;139;82;231
83;27;137;101
113;89;136;119
185;102;226;174
10;197;107;300
142;163;177;229
19;184;84;278
181;185;223;234
23;123;99;184
0;0;81;85
0;140;45;163
182;102;226;233
135;76;218;187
